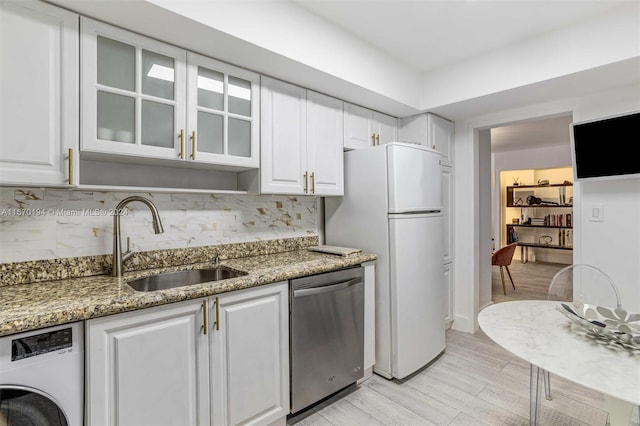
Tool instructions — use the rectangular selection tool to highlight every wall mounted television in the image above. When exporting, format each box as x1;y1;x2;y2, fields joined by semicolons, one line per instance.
570;111;640;182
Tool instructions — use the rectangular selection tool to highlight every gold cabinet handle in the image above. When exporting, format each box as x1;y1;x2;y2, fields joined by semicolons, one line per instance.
376;134;380;146
311;172;315;194
67;148;73;185
190;131;196;160
214;296;220;331
179;129;185;159
303;171;309;194
201;300;207;335
371;133;376;146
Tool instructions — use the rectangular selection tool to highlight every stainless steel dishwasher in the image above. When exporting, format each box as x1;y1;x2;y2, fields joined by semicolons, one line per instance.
290;266;364;414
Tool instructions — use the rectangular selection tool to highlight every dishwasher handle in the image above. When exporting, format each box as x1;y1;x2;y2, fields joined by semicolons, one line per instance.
293;278;362;298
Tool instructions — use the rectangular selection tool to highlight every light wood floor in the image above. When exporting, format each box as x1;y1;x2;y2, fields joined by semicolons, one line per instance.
491;260;567;304
289;261;639;426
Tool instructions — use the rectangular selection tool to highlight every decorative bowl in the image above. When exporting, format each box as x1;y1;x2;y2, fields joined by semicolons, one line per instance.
555;301;640;350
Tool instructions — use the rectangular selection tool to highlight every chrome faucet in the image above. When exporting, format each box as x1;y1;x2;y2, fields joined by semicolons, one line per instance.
112;196;164;277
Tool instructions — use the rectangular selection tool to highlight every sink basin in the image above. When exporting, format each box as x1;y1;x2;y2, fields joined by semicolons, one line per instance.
127;266;246;292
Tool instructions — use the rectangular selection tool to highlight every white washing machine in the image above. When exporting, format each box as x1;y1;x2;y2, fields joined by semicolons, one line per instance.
0;321;83;426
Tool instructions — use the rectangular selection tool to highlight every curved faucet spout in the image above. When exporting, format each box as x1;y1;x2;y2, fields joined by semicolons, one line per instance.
112;196;164;277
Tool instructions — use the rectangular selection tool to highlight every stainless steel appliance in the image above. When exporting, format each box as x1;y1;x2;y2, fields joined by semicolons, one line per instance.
290;266;364;414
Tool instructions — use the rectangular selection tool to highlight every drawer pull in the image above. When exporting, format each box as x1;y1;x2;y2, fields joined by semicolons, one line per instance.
201;300;207;335
214;296;220;331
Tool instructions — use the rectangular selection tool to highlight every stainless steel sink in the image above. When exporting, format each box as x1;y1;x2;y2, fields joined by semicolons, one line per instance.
127;267;246;292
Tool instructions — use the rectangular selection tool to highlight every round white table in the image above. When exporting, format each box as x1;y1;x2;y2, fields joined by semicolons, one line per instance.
478;300;639;425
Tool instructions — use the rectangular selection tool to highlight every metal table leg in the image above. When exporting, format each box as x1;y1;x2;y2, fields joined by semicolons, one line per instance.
529;364;542;425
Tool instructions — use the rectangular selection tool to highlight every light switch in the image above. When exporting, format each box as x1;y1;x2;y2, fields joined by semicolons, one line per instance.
589;204;604;222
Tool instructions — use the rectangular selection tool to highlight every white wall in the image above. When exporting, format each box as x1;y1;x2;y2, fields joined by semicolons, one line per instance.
421;3;640;111
478;130;493;309
454;84;640;333
494;145;572;172
147;0;423;111
0;189;318;263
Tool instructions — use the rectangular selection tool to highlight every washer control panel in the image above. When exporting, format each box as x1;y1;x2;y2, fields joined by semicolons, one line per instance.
11;327;73;361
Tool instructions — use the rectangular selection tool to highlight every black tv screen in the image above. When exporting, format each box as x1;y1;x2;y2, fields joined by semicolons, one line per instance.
570;111;640;182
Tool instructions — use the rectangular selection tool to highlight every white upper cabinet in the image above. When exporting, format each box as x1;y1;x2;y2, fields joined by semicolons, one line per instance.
0;0;79;186
81;18;259;169
186;52;259;168
344;103;374;150
375;111;398;145
399;113;453;166
81;17;186;160
306;90;344;196
260;76;307;194
344;102;397;149
261;76;344;195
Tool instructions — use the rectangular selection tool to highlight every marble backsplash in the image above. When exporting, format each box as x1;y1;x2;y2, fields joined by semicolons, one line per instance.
0;188;318;264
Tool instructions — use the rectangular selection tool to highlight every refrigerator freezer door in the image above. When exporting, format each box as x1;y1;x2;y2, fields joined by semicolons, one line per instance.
388;213;445;379
387;143;442;213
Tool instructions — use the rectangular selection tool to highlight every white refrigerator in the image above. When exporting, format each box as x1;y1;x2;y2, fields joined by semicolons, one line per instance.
325;142;445;379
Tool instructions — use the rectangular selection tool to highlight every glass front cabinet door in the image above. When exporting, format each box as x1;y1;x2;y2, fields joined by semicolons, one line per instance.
81;18;259;169
186;52;259;168
81;17;186;160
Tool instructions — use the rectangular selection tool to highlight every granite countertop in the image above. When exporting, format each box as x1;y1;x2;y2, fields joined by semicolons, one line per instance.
0;249;376;337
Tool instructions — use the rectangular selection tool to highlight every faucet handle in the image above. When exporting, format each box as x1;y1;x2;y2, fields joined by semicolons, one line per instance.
213;254;220;267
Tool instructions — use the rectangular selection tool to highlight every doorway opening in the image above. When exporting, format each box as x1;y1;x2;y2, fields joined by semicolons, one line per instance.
488;114;575;304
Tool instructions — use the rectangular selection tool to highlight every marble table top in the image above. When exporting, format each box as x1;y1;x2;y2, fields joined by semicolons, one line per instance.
478;300;640;406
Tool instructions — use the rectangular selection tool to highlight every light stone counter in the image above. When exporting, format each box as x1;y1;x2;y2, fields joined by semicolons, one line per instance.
0;249;376;337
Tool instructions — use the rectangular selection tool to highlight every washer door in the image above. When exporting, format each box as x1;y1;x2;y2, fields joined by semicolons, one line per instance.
0;387;68;426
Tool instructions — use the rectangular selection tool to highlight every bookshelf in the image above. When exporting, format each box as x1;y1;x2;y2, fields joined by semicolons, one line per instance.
505;183;573;262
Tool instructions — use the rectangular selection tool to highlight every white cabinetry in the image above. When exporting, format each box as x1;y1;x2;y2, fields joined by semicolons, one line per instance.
362;261;376;377
442;167;453;264
86;299;210;426
344;102;397;150
187;52;259;168
399;113;453;166
86;282;289;426
81;18;259;169
210;282;289;425
306;90;344;196
443;262;454;327
260;76;344;195
0;0;78;186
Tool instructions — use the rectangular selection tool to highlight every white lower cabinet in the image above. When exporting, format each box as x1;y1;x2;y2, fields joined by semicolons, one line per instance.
86;299;209;426
362;262;376;376
444;262;454;327
86;282;289;426
210;282;289;426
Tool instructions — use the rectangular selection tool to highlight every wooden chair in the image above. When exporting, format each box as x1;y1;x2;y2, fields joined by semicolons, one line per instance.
492;242;518;295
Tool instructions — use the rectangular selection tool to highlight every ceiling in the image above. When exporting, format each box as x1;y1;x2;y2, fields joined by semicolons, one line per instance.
490;115;573;153
294;0;631;73
292;0;632;152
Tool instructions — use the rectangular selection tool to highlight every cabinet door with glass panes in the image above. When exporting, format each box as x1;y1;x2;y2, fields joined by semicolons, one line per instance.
81;17;186;160
186;52;259;168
